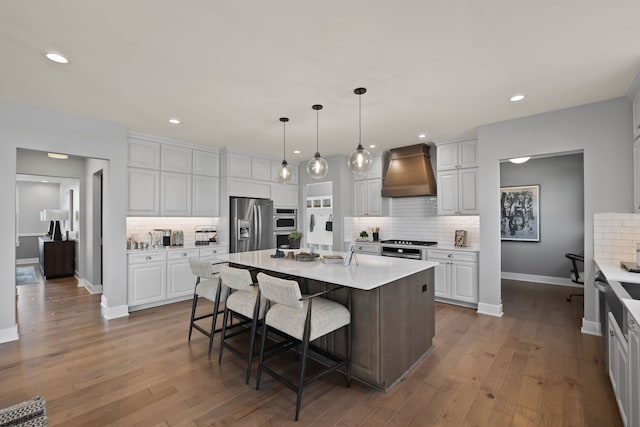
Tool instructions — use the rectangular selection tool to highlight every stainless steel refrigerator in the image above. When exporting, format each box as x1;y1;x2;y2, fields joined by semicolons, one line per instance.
229;197;274;253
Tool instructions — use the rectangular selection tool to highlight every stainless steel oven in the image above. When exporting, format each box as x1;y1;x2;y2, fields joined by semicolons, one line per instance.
273;208;297;232
379;240;436;260
273;232;291;249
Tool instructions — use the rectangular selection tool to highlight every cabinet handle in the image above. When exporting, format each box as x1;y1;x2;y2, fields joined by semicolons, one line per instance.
447;254;453;258
145;256;152;260
213;250;218;253
182;253;187;257
610;330;616;337
630;319;636;331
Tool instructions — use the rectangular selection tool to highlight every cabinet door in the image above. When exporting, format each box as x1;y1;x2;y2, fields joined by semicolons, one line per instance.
458;140;478;168
128;168;160;215
436;143;458;170
128;261;166;305
161;172;191;216
437;170;458;215
366;179;383;216
628;321;640;427
608;312;629;426
433;262;450;298
192;175;219;216
369;155;383;179
128;138;160;169
193;150;219;177
167;258;198;299
161;144;192;173
228;153;252;178
271;183;299;207
251;157;271;181
451;261;478;303
353;181;367;216
458;168;479;214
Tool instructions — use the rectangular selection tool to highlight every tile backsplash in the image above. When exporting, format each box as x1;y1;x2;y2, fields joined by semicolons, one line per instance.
127;217;218;245
593;212;640;262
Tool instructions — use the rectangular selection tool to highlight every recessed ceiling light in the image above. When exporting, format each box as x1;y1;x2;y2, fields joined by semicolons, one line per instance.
293;150;301;154
418;134;427;139
169;118;181;125
41;180;48;183
369;145;376;148
45;52;69;64
509;156;531;164
510;94;525;102
47;152;68;160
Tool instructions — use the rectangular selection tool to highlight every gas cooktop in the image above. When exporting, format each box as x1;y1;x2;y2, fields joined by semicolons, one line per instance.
380;240;437;247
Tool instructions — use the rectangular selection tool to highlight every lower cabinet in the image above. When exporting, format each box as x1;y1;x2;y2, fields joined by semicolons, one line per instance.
128;246;228;310
427;249;478;306
628;317;640;427
608;312;629;426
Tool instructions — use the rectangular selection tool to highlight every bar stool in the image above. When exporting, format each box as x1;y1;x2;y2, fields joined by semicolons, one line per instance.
218;265;266;384
188;259;228;356
255;272;351;421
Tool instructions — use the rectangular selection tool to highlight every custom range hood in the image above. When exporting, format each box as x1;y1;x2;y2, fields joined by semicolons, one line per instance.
381;143;437;197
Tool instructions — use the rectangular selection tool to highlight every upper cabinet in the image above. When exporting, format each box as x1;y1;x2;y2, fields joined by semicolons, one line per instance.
435;138;478;216
251;157;271;181
227;152;252;179
127;133;219;217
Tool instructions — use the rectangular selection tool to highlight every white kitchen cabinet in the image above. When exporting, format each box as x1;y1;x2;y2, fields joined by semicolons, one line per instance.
228;152;252;179
353;178;386;216
251;157;271;181
629;317;640;427
128;251;167;306
128;137;160;169
437;168;478;215
271;182;299;207
192;175;219;216
199;246;228;262
128;168;160;215
161;144;192;173
161;172;192;216
166;249;200;299
193;150;219;177
608;312;629;426
436;139;478;171
427;249;478;306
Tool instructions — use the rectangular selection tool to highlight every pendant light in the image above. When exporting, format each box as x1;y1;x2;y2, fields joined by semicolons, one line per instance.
277;117;293;183
347;87;373;175
306;104;328;179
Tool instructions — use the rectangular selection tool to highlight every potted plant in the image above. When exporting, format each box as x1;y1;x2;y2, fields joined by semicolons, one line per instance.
288;231;303;249
359;230;369;241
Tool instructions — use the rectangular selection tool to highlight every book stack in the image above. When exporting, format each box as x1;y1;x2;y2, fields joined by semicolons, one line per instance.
321;255;344;264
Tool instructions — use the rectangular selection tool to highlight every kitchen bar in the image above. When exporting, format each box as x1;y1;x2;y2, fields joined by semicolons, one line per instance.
217;249;439;391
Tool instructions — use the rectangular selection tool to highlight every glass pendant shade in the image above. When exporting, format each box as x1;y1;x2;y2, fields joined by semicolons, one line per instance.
348;87;373;175
307;104;328;180
277;117;292;183
278;159;293;183
307;153;328;179
347;143;373;175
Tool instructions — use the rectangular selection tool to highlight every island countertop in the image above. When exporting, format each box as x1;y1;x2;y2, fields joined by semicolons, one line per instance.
217;249;438;291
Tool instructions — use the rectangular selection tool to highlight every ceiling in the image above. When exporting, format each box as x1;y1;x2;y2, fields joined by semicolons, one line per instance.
1;1;639;161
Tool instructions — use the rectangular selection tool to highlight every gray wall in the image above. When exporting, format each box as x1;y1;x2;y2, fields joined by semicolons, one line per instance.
478;97;633;329
16;181;61;259
500;153;584;278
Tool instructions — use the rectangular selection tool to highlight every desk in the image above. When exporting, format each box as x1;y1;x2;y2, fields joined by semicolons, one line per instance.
218;249;438;391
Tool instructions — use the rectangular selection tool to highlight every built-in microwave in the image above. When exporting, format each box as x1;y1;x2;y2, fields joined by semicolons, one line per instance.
273;208;297;231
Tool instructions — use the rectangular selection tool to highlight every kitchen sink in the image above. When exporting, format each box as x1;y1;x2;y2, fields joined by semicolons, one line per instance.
621;282;640;299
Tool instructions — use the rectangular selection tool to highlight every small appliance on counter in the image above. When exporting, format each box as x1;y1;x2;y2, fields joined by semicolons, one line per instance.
195;225;217;245
171;230;184;246
154;229;172;246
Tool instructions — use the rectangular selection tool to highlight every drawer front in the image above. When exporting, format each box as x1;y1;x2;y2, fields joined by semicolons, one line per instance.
167;248;200;260
427;249;478;263
199;246;228;258
128;251;167;264
353;244;381;255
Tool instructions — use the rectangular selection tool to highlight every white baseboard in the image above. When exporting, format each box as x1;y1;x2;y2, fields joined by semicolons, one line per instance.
477;302;503;317
0;325;19;343
16;258;38;265
77;278;103;294
501;272;583;288
581;318;601;336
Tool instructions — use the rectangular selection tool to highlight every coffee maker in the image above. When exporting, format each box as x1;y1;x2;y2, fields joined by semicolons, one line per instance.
154;229;172;246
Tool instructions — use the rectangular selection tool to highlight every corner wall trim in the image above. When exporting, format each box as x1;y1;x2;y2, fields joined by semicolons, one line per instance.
581;318;601;336
101;304;129;320
0;325;19;344
477;302;503;317
16;258;39;265
78;278;103;294
501;272;582;288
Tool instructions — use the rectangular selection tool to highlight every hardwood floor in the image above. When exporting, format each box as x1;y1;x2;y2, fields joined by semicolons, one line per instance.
1;274;621;426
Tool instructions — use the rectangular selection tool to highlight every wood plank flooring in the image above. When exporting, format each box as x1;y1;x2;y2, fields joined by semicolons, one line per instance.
0;272;622;426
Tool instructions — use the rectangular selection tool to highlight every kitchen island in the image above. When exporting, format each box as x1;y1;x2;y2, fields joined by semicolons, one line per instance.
218;249;438;391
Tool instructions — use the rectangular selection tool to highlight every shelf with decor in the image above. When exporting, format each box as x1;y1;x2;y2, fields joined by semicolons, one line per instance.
306;195;332;209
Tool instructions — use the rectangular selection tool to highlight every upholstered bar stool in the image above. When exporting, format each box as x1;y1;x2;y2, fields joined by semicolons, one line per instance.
188;259;228;356
218;265;266;384
255;272;351;421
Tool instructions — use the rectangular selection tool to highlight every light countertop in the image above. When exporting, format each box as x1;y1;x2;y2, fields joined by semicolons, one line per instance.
127;244;226;254
216;249;438;291
594;258;640;324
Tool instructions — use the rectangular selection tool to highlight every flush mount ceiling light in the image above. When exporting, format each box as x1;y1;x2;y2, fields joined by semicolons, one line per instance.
47;152;68;160
509;156;531;164
168;118;181;125
293;150;301;154
307;104;329;180
347;87;373;175
510;94;526;102
369;144;376;148
277;117;293;183
418;133;427;139
45;52;69;64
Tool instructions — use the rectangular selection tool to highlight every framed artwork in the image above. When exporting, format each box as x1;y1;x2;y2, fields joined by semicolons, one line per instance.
500;185;540;242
